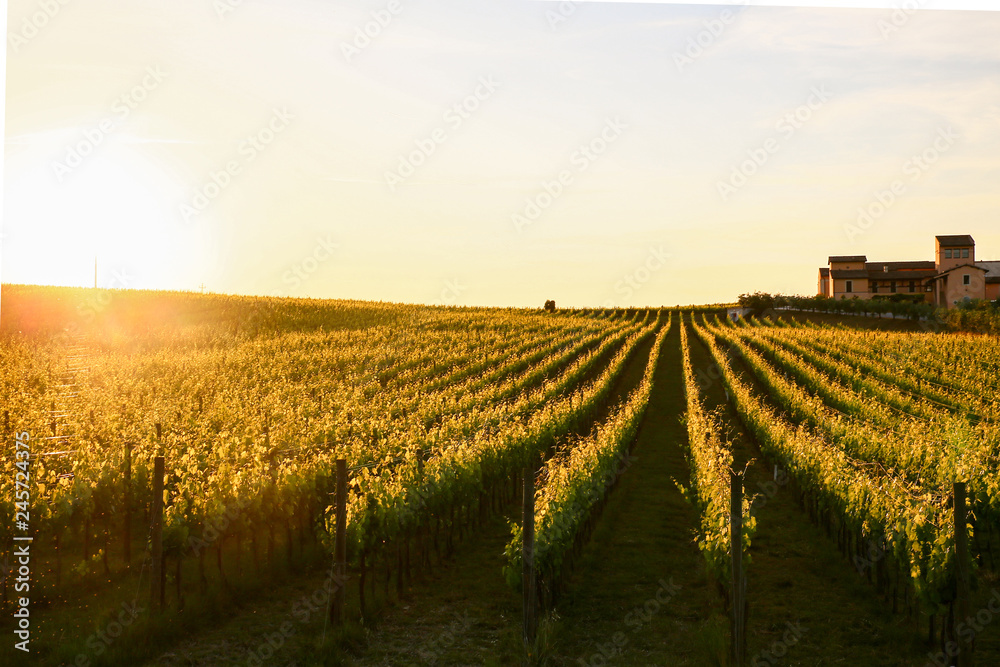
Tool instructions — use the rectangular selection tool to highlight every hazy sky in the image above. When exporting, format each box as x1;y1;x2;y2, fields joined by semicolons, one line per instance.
3;1;1000;307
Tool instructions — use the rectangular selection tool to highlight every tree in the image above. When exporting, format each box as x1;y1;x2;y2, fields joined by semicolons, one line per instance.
737;292;775;316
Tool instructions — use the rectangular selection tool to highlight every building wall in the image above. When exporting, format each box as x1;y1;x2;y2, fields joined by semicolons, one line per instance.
942;269;987;307
817;274;830;296
829;261;865;272
987;283;1000;301
832;278;871;300
869;278;933;300
935;243;975;273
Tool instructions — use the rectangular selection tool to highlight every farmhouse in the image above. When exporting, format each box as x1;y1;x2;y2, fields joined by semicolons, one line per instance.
817;235;1000;308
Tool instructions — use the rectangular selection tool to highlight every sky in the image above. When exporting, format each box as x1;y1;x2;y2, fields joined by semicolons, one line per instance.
2;0;1000;308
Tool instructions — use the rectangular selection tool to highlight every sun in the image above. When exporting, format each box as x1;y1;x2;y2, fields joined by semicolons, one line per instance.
3;142;210;291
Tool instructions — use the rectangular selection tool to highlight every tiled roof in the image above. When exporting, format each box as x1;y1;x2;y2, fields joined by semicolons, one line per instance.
868;271;937;281
865;261;936;271
824;267;936;281
936;235;976;247
978;261;1000;285
934;263;988;279
828;255;867;263
977;261;1000;277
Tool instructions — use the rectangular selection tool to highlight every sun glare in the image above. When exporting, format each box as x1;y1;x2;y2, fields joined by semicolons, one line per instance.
4;145;207;291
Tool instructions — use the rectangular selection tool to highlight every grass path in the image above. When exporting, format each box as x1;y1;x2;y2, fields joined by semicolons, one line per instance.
546;317;724;665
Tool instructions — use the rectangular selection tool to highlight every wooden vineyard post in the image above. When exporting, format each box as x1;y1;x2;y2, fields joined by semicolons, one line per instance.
151;456;165;613
123;444;132;567
522;456;538;651
267;440;277;572
331;458;347;626
730;470;747;667
954;481;973;667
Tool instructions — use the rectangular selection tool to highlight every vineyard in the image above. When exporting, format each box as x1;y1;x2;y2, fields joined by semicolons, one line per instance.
1;285;999;665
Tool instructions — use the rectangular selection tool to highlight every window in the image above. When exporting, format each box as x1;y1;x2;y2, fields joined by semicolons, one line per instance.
846;280;853;293
871;282;879;293
945;249;953;259
963;249;970;259
891;281;897;293
909;281;916;293
964;274;971;286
